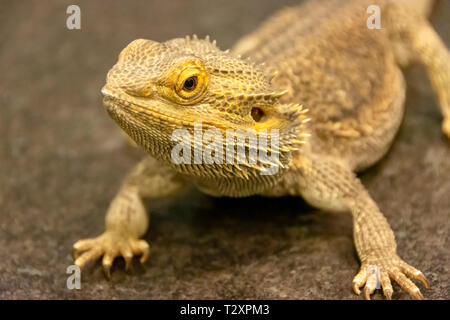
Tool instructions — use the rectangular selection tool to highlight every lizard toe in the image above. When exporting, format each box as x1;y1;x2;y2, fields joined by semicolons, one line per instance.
354;256;427;300
72;232;150;278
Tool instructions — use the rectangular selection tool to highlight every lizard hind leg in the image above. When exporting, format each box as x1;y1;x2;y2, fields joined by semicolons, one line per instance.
385;1;450;138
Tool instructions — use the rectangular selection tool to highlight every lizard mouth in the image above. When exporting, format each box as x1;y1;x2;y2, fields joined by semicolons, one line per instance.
103;96;229;131
104;95;286;134
102;92;224;132
103;95;189;125
102;88;259;131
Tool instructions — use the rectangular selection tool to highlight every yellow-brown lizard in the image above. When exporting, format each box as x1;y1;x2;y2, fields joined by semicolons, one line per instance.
73;0;450;299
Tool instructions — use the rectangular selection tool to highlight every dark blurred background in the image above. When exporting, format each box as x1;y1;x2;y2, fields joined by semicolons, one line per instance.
0;0;449;299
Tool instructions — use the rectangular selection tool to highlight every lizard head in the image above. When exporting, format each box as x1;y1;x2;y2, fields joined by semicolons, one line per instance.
102;36;308;184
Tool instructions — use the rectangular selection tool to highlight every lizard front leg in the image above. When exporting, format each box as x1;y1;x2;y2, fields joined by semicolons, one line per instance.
278;153;429;299
73;157;184;277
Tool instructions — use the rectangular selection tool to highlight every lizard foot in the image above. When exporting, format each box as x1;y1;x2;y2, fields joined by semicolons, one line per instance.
73;232;150;278
352;255;429;300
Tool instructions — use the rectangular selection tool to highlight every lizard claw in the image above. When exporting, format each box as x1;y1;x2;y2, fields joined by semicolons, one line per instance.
442;117;450;139
73;232;150;278
353;255;428;300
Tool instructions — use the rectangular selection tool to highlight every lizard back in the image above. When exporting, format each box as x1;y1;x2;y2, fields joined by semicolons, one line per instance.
233;0;406;170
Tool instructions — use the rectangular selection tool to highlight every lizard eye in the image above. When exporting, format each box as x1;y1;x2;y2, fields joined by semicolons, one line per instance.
175;63;207;102
182;76;198;92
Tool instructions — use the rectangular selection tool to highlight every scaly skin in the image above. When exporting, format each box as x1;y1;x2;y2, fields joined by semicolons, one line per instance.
73;0;449;299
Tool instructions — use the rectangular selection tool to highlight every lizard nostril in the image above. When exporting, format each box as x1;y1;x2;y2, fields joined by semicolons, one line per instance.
251;107;266;122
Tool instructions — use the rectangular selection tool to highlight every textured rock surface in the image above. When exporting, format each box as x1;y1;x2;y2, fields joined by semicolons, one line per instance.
0;0;449;299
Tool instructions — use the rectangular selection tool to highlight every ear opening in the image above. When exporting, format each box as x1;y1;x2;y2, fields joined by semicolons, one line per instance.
251;107;266;122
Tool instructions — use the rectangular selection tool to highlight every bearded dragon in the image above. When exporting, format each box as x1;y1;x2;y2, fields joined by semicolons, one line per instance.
73;0;450;299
